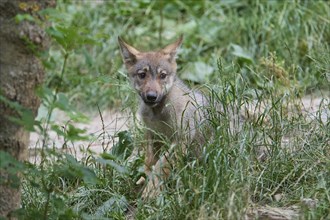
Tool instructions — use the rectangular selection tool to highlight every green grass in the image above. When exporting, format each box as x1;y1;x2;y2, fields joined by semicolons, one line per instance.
18;0;330;219
22;80;329;219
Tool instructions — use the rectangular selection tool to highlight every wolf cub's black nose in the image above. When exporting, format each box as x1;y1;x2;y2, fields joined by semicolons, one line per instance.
146;91;157;102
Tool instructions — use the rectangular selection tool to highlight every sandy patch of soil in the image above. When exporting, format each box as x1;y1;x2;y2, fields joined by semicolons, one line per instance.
244;95;329;123
29;94;328;163
28;110;132;163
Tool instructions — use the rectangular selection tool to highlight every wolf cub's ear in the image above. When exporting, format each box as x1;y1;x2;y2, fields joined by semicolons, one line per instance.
118;37;141;66
161;35;183;62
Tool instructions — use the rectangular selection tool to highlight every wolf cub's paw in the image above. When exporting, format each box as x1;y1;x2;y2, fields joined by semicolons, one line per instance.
136;176;145;185
141;176;161;199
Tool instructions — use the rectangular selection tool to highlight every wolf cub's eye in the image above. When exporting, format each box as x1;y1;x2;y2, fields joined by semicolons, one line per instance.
160;72;167;79
137;72;146;79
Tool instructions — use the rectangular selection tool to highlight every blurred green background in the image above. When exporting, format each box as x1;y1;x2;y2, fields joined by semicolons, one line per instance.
43;0;329;110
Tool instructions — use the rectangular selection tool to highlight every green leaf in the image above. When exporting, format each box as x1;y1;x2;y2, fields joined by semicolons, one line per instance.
100;152;116;160
63;154;98;186
94;195;128;216
80;166;98;186
15;14;35;23
0;151;24;170
66;124;89;141
111;131;133;159
36;85;54;106
46;26;66;49
0;95;37;131
231;44;254;64
46;25;97;52
51;124;66;137
66;111;90;123
181;61;214;83
96;158;128;174
8;109;36;131
55;93;70;111
0;151;25;188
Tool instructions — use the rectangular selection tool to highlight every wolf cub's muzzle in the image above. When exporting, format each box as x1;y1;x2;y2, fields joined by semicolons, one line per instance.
142;91;163;107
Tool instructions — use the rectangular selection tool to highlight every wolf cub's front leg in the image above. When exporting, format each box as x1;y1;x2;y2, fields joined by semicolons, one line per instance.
141;132;171;198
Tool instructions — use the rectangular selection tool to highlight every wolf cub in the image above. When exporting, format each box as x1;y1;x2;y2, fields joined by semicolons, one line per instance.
118;36;208;198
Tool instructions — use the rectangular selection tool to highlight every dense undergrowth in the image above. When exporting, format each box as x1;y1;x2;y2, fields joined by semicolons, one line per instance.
3;0;330;219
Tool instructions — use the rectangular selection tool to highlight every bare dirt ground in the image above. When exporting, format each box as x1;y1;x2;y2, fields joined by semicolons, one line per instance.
28;110;132;163
29;95;328;161
29;94;328;163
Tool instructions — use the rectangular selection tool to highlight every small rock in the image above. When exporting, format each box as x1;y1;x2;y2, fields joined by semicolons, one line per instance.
274;193;283;202
301;198;318;208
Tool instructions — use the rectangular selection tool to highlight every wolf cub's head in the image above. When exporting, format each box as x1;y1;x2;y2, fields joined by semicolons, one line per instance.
118;36;182;108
